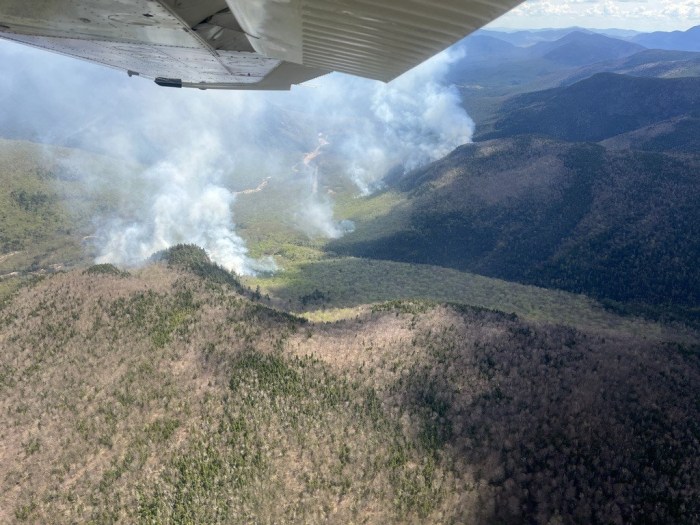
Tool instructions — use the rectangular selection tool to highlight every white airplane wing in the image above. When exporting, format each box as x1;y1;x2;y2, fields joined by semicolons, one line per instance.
0;0;523;90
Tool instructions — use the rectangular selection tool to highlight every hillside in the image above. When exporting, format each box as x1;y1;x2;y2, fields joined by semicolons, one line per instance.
632;25;700;52
601;115;700;153
558;49;700;85
0;247;698;524
330;137;700;313
453;34;527;64
477;73;700;141
528;31;645;66
478;27;594;47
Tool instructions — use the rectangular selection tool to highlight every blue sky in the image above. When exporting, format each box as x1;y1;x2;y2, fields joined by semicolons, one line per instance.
489;0;700;32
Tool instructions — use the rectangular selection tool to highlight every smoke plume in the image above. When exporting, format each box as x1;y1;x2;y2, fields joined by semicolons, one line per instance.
0;40;473;273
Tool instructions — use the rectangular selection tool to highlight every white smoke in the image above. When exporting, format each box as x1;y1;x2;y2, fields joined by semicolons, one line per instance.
311;47;474;195
92;134;274;274
293;135;357;239
0;40;474;270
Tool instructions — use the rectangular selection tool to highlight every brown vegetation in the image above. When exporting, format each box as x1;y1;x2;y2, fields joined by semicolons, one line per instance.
0;265;698;523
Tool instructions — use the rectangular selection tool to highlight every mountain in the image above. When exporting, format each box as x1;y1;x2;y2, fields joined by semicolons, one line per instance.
527;31;646;66
478;27;593;47
632;25;700;52
478;73;700;142
453;30;646;73
0;246;698;523
590;28;642;39
452;34;527;64
448;33;672;128
330;136;700;312
557;49;700;86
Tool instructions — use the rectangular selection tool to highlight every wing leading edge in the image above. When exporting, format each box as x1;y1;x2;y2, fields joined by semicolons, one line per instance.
0;0;523;90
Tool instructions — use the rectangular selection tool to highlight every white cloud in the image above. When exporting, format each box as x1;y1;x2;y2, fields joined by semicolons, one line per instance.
494;0;700;30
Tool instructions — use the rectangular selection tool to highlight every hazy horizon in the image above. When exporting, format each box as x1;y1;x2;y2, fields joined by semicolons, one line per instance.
489;0;699;32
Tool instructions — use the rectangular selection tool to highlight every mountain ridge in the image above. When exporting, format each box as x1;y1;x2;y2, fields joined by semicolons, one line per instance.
632;25;700;52
477;73;700;142
0;251;698;523
330;136;700;313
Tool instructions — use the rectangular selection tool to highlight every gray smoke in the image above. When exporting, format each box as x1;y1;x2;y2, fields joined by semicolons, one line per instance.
0;40;473;273
93;134;276;274
293;134;356;239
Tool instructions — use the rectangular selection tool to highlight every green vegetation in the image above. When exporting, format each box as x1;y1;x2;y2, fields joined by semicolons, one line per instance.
328;136;700;320
138;350;442;523
1;34;699;524
0;138;136;275
479;73;700;142
153;244;245;293
84;264;129;277
1;265;697;523
244;256;697;342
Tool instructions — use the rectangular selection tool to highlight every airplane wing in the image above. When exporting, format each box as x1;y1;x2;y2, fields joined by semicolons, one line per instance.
0;0;523;90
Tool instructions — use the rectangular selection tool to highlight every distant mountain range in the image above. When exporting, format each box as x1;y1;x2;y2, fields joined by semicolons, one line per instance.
455;30;645;67
632;25;700;52
528;31;645;66
480;25;700;52
450;28;700;130
479;27;596;47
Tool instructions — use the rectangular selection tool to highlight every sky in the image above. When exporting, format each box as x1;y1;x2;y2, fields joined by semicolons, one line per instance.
489;0;700;32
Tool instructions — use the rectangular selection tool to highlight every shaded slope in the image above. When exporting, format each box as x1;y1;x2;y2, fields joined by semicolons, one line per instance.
453;34;527;64
450;39;698;131
529;31;645;66
330;137;700;310
559;49;700;85
478;73;700;142
601;115;700;153
0;260;698;524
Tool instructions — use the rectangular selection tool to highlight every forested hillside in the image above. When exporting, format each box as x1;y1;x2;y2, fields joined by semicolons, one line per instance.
0;247;697;524
477;74;700;141
331;137;700;313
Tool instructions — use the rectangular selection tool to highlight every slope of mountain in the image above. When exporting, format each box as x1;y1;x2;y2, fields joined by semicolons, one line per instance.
591;28;642;39
1;137;687;343
453;34;528;64
632;25;700;52
477;73;700;141
601;115;700;153
451;32;699;130
330;136;700;312
0;138;129;274
528;31;646;66
478;27;593;47
557;49;700;85
0;247;697;524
